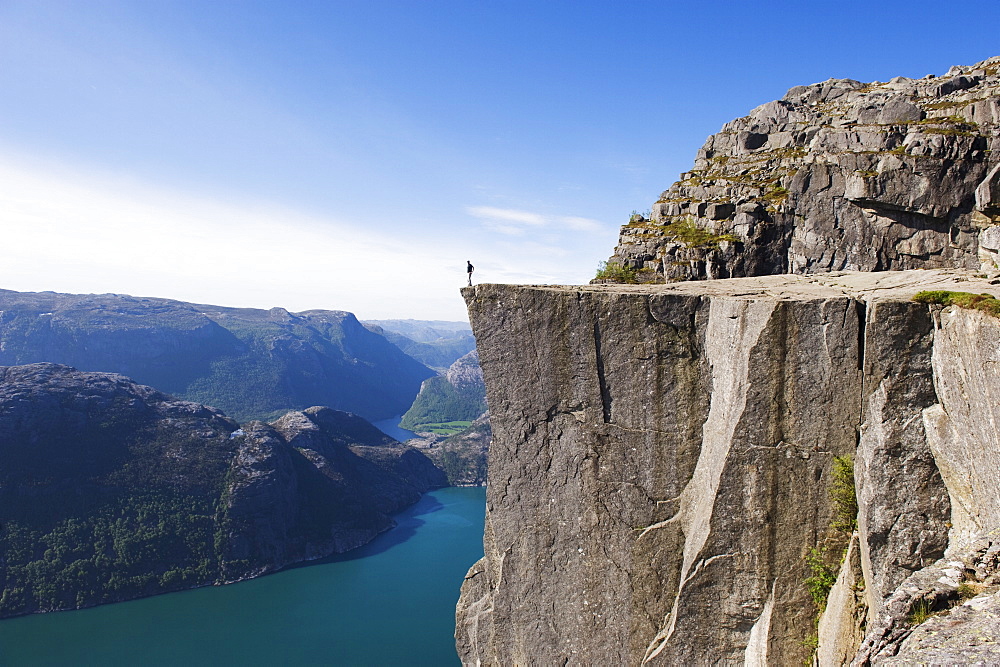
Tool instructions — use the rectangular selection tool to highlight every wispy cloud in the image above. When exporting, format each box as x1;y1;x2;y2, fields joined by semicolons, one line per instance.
467;206;547;225
560;216;603;232
466;206;605;236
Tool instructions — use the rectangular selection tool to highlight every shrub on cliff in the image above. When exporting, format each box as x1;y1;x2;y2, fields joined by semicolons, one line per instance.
594;261;639;283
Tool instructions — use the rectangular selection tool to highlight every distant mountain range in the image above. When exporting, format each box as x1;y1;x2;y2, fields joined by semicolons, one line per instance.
0;289;435;422
363;319;475;371
0;363;445;618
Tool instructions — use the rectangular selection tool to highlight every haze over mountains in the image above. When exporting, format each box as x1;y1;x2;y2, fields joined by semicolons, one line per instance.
362;319;475;371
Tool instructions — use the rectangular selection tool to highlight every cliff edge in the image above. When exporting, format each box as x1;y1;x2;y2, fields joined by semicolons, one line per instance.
457;269;1000;664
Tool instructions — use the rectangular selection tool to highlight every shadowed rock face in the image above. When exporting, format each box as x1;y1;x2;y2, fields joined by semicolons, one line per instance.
606;57;1000;283
456;270;1000;665
0;364;445;618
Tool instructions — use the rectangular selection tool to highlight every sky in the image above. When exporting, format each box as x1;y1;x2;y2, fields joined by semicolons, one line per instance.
2;1;999;320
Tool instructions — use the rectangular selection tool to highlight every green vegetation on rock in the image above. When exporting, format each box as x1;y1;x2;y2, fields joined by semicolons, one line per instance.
913;290;1000;317
803;455;858;616
594;261;639;283
661;217;739;249
400;377;486;430
831;455;859;534
415;420;474;435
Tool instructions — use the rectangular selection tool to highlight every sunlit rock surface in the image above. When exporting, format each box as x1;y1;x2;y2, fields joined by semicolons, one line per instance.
457;269;1000;665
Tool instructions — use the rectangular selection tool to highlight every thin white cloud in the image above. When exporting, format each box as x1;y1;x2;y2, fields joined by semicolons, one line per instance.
466;206;548;225
0;155;475;320
559;216;603;232
0;155;618;320
483;223;527;236
467;206;606;235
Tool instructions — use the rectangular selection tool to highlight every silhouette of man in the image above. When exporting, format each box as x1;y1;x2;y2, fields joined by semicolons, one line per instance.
467;261;474;286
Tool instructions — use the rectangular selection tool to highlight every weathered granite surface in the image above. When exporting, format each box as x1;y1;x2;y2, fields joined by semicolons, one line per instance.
605;57;1000;282
457;269;1000;665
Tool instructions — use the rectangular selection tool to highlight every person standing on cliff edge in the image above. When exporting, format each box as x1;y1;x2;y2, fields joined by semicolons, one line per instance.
467;261;474;286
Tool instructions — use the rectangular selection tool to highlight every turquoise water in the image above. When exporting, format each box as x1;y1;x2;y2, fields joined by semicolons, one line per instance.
0;487;486;667
372;415;419;442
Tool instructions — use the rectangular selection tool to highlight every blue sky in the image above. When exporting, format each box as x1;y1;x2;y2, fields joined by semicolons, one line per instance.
2;1;998;320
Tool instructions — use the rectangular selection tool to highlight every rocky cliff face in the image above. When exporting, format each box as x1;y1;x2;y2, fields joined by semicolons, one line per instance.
0;289;434;422
457;270;1000;665
0;364;444;618
606;56;1000;282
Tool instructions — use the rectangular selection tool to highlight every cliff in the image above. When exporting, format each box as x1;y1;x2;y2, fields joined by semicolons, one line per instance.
0;289;434;422
605;56;1000;282
0;364;445;618
457;269;1000;664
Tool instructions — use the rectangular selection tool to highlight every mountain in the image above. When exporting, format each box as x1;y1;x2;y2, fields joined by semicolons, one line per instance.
0;289;435;422
457;58;1000;666
604;56;1000;283
399;351;486;431
0;363;445;618
362;319;475;371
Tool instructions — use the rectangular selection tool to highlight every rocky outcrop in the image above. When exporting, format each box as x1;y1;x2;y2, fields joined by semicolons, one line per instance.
605;57;1000;282
456;269;1000;665
420;412;492;486
0;364;445;617
0;289;434;422
220;406;446;578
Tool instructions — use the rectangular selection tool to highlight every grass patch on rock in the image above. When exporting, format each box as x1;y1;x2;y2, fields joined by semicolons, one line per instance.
661;217;739;250
913;290;1000;317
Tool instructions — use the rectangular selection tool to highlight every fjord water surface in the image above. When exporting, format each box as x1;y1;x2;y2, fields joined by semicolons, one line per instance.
0;487;486;666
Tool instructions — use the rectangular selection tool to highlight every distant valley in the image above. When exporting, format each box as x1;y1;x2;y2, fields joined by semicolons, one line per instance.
0;289;483;618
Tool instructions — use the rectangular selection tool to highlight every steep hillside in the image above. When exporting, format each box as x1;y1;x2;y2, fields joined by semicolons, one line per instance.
400;351;486;430
0;364;444;618
605;56;1000;282
0;290;435;422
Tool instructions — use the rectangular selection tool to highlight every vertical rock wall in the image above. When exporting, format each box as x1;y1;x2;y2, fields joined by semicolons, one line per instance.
458;283;863;665
457;271;1000;665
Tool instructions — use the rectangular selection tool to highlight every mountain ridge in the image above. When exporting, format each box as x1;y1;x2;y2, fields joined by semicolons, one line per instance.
0;288;434;422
